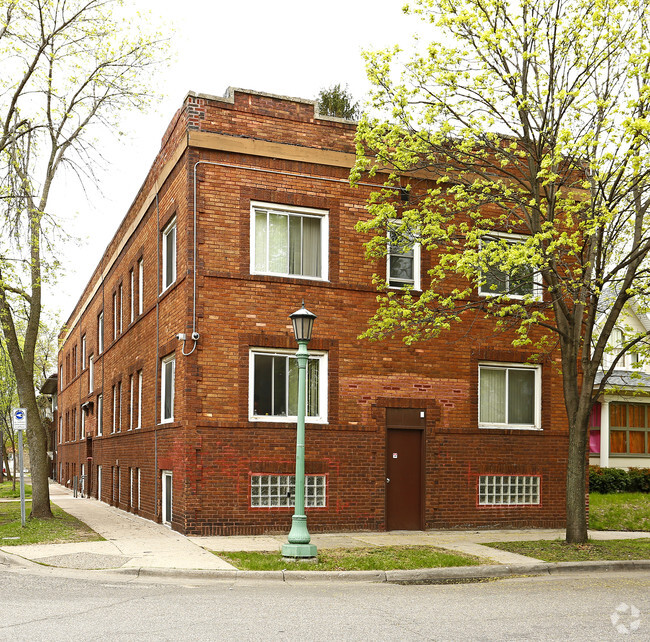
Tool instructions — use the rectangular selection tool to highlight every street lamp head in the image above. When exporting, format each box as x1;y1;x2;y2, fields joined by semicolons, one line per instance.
289;303;317;343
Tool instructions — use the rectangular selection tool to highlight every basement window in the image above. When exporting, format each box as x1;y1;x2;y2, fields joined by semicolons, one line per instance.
478;475;540;505
250;474;327;508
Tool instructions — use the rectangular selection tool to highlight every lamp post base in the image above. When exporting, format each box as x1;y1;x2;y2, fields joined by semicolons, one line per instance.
281;542;318;560
282;514;317;559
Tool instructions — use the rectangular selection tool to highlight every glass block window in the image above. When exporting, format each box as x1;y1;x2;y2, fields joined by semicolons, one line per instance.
250;474;326;508
478;475;540;505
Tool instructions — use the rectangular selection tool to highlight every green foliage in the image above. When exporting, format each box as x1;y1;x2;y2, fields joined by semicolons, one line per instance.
589;492;650;531
589;466;650;494
354;0;650;362
486;538;650;561
317;84;360;120
215;545;483;571
353;0;650;543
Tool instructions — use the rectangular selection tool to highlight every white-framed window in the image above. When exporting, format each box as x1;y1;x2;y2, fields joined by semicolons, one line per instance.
387;223;420;290
88;355;94;393
119;284;123;333
161;354;175;423
97;465;102;501
249;348;328;423
479;363;541;430
608;327;640;370
137;369;142;429
251;474;327;508
59;363;63;388
81;408;85;440
162;470;172;525
81;334;87;370
112;385;117;433
478;475;541;505
478;233;541;301
97;394;103;436
137;468;141;510
98;311;104;354
138;258;144;314
251;202;328;280
161;218;177;292
129;268;134;323
58;415;62;444
112;292;118;340
129;374;134;430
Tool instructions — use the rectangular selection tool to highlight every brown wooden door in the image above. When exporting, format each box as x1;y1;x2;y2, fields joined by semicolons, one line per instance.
386;426;423;530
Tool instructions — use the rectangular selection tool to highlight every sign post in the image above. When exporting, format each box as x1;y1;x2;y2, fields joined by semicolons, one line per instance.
11;408;27;527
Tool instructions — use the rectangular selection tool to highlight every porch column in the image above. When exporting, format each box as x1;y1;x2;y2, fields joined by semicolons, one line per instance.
599;399;610;468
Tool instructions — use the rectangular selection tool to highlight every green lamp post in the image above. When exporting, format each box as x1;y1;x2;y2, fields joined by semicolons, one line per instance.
281;303;318;560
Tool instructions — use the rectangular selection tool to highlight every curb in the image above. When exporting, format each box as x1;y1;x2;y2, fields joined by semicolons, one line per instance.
104;559;650;584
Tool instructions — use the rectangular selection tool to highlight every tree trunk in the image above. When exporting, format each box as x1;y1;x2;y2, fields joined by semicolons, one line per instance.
19;388;52;518
565;413;590;543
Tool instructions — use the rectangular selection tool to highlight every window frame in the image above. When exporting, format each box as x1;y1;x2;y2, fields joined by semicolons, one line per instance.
98;311;104;354
386;222;421;291
160;353;175;424
129;268;134;323
81;334;86;370
97;394;103;436
609;402;650;457
478;232;542;302
248;347;328;424
250;202;329;281
88;354;94;393
136;369;143;429
161;217;177;293
478;362;542;430
138;258;144;315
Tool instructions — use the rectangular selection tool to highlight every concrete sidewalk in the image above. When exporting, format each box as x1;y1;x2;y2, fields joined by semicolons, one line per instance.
1;481;649;582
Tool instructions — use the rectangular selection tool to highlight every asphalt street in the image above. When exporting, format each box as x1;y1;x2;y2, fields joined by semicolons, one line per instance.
1;569;648;640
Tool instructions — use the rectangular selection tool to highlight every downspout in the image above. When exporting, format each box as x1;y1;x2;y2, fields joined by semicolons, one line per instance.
184;159;399;358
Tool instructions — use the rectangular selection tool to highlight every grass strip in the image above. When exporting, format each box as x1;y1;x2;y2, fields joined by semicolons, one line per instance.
589;492;650;531
0;501;102;546
214;545;484;571
485;538;650;562
0;481;32;499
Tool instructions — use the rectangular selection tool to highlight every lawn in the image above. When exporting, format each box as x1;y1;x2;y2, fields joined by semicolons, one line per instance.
0;501;102;546
214;545;485;571
484;538;650;562
0;480;32;499
589;492;650;531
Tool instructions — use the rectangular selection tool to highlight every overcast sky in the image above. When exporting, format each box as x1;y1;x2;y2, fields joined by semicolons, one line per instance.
49;0;423;321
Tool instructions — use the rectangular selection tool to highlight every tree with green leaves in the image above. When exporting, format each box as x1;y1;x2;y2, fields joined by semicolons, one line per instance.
0;0;165;519
317;84;360;120
352;0;650;543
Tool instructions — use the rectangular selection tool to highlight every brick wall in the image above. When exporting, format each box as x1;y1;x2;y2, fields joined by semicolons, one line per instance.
57;88;570;534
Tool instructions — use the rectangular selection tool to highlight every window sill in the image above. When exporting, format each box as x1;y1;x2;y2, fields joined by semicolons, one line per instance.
250;416;328;425
478;291;542;303
479;425;542;431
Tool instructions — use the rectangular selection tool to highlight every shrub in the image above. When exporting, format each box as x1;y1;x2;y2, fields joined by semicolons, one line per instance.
589;466;650;493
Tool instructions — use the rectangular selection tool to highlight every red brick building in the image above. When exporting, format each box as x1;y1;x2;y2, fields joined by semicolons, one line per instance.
56;88;569;535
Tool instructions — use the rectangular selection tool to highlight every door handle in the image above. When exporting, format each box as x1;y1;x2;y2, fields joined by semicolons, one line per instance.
386;478;390;484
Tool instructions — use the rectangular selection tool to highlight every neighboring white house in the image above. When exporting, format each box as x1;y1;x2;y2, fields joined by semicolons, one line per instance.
590;303;650;469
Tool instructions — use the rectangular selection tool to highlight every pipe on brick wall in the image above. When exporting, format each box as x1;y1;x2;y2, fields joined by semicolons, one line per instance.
187;159;401;357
